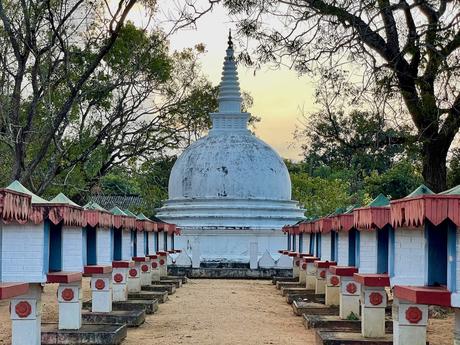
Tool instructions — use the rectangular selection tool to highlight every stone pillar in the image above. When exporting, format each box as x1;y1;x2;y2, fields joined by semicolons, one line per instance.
305;258;319;290
315;266;327;294
325;272;340;306
291;254;300;278
392;298;428;345
149;255;161;282
112;261;132;302
91;274;112;312
11;284;42;345
127;265;141;293
158;251;168;277
299;260;307;285
139;259;151;286
57;281;82;330
339;277;360;319
249;242;258;270
361;286;387;338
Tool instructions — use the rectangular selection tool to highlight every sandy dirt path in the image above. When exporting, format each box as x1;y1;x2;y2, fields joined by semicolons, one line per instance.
124;279;314;345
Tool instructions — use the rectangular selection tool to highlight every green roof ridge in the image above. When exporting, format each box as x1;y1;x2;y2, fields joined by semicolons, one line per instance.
367;193;390;207
6;180;49;204
124;209;137;218
50;193;80;207
439;184;460;195
406;184;434;197
136;213;151;221
110;206;127;216
84;201;107;211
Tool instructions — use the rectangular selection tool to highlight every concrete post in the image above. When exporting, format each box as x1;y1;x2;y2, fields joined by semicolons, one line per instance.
361;286;387;338
325;272;340;306
249;242;258;269
91;274;112;312
392;298;428;345
339;276;360;319
139;259;151;286
57;281;82;330
157;251;168;277
127;265;141;293
112;261;132;302
192;238;201;268
11;284;42;345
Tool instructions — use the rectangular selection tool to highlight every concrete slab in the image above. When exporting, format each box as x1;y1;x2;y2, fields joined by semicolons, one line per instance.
41;323;127;345
292;301;339;316
162;275;188;284
83;299;158;314
271;276;297;285
303;314;393;332
285;292;324;304
82;310;145;327
281;287;311;296
132;290;168;303
142;284;176;294
151;279;181;288
276;281;302;290
315;330;394;345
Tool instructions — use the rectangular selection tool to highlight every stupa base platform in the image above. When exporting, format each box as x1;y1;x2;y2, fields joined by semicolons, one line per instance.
129;290;167;303
281;287;311;296
151;279;181;288
303;314;393;332
83;299;158;314
276;281;302;290
272;276;297;284
143;284;176;294
163;275;188;284
168;266;292;279
41;323;127;345
292;301;339;316
285;291;321;304
315;331;397;345
82;310;145;327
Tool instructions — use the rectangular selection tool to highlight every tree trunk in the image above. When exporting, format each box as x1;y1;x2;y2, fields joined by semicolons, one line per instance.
421;140;449;193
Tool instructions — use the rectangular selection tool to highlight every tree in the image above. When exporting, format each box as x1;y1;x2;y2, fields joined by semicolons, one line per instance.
0;1;221;194
226;0;460;192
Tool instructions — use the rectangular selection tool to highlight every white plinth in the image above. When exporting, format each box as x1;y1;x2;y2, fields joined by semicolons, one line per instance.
112;267;129;302
57;282;82;330
127;266;141;293
393;298;428;345
361;287;387;338
339;277;360;319
139;260;151;286
91;274;112;313
158;254;168;277
11;284;42;345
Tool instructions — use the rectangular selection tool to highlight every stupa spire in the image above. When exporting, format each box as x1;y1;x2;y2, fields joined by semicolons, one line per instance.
217;29;243;113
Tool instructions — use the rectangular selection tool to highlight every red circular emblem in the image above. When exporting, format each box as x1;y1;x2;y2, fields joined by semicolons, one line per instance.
15;301;32;318
61;288;74;301
320;270;326;279
369;292;383;306
152;262;158;268
129;268;137;277
295;260;300;267
159;259;165;265
406;306;423;324
301;263;307;270
95;279;105;290
330;276;340;286
141;264;149;272
346;282;357;294
113;273;123;283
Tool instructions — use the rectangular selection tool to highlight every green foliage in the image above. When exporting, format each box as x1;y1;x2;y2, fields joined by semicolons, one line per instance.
363;162;423;200
448;148;460;189
290;172;352;218
346;312;359;321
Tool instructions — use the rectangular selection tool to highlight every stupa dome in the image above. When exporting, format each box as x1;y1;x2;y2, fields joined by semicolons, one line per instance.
157;32;304;231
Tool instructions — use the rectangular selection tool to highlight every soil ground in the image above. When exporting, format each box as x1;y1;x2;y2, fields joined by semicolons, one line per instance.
0;278;454;344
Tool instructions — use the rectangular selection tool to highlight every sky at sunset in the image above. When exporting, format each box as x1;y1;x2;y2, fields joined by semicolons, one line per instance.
125;2;317;160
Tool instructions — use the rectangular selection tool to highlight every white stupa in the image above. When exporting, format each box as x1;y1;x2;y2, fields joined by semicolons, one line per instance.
157;33;304;263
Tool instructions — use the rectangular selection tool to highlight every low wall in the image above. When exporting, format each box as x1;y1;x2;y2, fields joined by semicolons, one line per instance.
168;266;292;279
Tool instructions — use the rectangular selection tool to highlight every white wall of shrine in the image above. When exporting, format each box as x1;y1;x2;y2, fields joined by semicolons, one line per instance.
358;231;377;273
337;231;349;266
320;233;332;261
97;228;112;265
62;226;84;272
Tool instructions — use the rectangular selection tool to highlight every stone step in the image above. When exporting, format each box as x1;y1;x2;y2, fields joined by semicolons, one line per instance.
143;284;176;294
83;299;158;314
303;314;393;332
82;310;145;327
41;323;127;345
281;287;310;296
286;292;324;304
128;291;167;303
276;281;302;290
152;279;182;288
271;276;297;285
315;330;394;345
292;301;339;316
163;275;188;284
